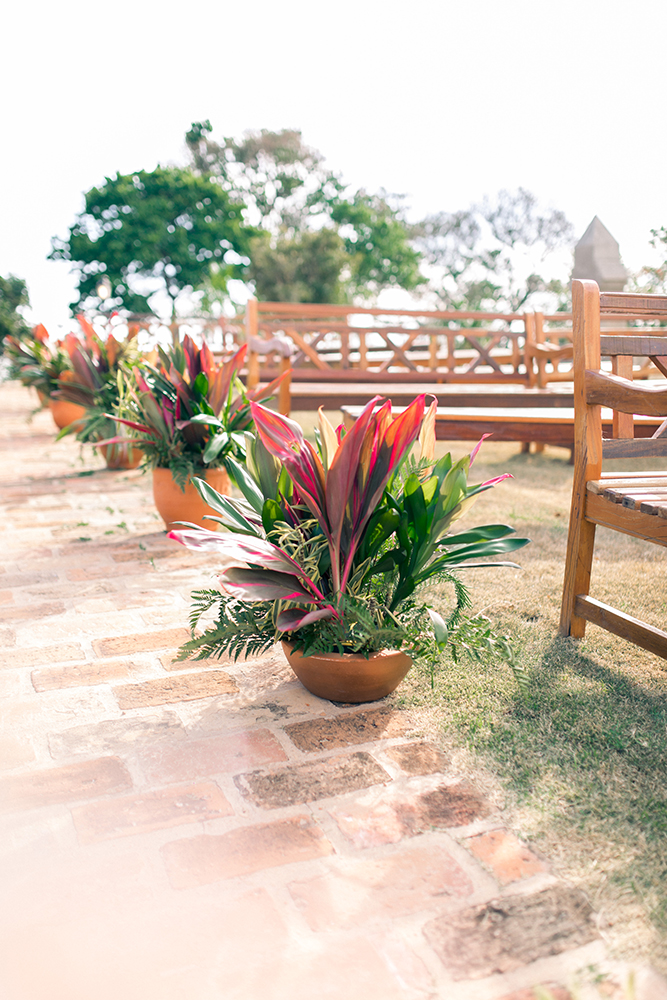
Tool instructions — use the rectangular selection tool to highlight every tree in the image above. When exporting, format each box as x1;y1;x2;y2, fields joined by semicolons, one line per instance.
0;274;30;351
412;188;574;313
632;226;667;295
185;122;424;304
50;166;256;317
249;229;348;304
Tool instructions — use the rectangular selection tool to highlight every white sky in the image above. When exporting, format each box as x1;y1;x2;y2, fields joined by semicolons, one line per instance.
2;0;666;332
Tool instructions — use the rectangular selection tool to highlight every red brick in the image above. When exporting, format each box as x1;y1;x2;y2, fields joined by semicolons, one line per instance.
0;601;65;622
235;751;390;808
49;713;186;758
92;628;190;658
497;986;572;1000
331;781;491;848
66;563;146;581
162;814;332;888
72;780;233;843
111;547;174;563
289;843;474;930
284;707;412;752
423;886;597;980
114;670;238;709
0;756;132;812
32;659;135;691
0;644;85;670
137;728;287;784
331;801;407;848
384;741;449;775
465;829;548;885
0;572;58;588
160;651;231;671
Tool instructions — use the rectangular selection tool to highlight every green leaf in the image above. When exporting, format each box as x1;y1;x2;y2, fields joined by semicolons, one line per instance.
262;498;287;536
359;508;400;560
225;455;265;513
203;432;229;463
445;524;516;546
188;413;223;428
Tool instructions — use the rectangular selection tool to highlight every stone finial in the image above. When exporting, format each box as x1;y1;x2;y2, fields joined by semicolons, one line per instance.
572;216;628;291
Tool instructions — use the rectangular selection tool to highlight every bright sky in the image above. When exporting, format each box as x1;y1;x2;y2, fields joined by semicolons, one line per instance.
2;0;666;332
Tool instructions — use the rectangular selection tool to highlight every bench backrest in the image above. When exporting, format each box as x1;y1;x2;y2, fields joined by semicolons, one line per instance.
244;299;534;386
572;279;667;479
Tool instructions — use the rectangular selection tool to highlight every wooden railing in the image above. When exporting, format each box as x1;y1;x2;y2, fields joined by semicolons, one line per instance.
244;300;534;388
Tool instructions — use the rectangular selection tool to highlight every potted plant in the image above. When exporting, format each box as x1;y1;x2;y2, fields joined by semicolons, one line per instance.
168;395;530;702
52;317;145;469
4;325;83;429
109;334;288;529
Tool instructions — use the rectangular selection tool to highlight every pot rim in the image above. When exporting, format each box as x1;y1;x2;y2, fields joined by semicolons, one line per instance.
281;640;411;664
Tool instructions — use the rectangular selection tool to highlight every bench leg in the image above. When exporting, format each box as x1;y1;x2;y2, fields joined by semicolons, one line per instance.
560;515;596;639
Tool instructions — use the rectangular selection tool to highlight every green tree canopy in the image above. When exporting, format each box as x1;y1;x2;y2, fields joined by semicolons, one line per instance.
50;166;256;317
186;122;424;304
0;274;30;351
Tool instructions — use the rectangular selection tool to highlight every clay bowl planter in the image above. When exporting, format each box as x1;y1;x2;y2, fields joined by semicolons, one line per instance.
49;398;86;432
282;641;412;703
98;442;144;471
153;467;230;531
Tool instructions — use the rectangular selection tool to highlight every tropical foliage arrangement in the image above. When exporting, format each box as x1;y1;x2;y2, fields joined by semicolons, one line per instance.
4;324;73;400
53;316;143;452
169;395;530;684
109;335;288;487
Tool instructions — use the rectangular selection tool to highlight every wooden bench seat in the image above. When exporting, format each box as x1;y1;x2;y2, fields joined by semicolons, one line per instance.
342;403;664;451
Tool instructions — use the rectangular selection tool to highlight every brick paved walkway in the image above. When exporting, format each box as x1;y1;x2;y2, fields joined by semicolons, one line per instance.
0;383;660;1000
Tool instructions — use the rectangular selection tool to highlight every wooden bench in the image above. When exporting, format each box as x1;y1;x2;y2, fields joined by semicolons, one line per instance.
245;300;536;393
560;280;667;660
342;402;665;454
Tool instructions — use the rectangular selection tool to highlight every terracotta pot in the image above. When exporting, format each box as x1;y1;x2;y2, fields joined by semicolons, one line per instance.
99;442;144;471
152;467;230;531
282;641;412;703
49;398;87;431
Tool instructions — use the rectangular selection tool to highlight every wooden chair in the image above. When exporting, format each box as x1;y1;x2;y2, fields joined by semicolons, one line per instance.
560;279;667;659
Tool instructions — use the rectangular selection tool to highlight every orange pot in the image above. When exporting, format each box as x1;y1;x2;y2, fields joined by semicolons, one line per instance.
282;641;413;703
99;442;144;471
152;467;230;531
49;399;87;431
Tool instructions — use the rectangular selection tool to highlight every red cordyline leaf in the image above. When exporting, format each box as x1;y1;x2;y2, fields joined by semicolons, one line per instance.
200;340;214;376
182;335;199;381
33;324;49;343
76;314;96;343
105;334;118;369
479;473;513;488
247;368;290;405
325;395;384;590
338;395;426;591
208;344;247;416
218;567;317;602
276;606;335;631
250;402;330;541
469;433;492;466
168;529;327;600
105;414;157;436
161;400;175;436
